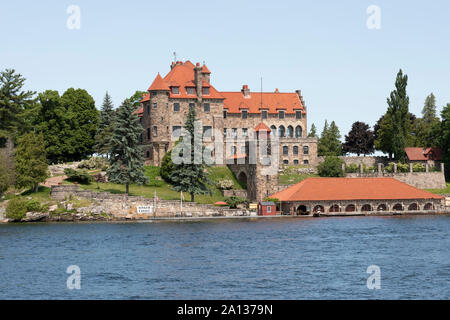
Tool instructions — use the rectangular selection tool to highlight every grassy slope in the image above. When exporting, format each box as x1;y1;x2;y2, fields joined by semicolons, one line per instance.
426;182;450;194
279;165;318;185
69;165;245;204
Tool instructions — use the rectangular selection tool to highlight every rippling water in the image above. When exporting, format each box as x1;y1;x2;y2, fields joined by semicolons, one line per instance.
0;216;449;299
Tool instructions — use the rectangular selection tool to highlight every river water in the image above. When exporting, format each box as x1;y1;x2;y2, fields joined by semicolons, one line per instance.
0;216;449;299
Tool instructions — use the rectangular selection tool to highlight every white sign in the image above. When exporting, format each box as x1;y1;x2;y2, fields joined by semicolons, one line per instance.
137;205;153;214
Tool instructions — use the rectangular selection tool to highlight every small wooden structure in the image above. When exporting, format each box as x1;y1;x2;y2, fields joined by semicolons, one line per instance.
258;201;277;216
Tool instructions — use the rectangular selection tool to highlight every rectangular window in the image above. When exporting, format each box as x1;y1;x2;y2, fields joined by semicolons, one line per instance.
303;160;309;165
172;87;179;94
267;206;271;213
232;128;237;139
153;102;157;109
172;126;181;139
303;146;309;155
203;126;212;138
147;128;150;139
279;111;285;119
283;146;289;155
262;110;268;119
293;146;299;155
204;103;210;112
153;126;157;137
223;128;227;137
296;111;302;119
242;110;248;119
152;91;158;97
242;128;248;138
294;160;299;165
187;87;194;95
173;103;180;112
283;159;289;165
223;110;227;119
202;87;210;95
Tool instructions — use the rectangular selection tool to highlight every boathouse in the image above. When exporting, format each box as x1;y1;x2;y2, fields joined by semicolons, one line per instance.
269;177;444;215
258;201;277;216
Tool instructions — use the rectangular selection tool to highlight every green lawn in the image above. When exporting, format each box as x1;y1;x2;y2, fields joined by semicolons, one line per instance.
279;165;318;185
66;165;245;204
1;186;54;203
426;182;450;194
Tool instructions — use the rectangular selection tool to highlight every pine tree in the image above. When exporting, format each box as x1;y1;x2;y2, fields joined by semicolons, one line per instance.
95;92;116;157
413;93;441;147
308;123;318;138
15;132;49;193
318;120;342;156
343;121;374;156
0;69;36;146
170;105;212;202
387;69;410;161
107;99;148;195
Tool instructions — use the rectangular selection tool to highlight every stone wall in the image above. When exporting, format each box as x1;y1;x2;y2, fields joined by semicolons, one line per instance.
50;185;253;218
316;156;389;167
223;189;248;198
345;171;446;189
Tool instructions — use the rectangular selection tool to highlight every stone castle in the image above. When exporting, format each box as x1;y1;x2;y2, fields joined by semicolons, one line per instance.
137;60;318;201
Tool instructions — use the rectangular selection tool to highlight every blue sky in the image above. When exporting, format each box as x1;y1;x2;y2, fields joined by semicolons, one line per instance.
1;0;449;138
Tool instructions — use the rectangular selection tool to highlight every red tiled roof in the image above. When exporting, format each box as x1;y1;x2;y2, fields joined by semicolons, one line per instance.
148;73;170;91
270;177;443;202
222;91;304;114
254;123;271;132
201;64;211;73
140;93;150;102
133;106;143;116
147;61;223;99
405;147;443;161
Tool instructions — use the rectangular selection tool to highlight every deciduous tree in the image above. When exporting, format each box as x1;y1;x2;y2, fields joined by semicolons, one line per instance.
343;121;374;156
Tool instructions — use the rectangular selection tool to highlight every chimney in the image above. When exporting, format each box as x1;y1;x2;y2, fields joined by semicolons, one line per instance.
242;85;250;98
170;61;175;69
195;62;202;101
296;89;306;110
275;88;279;93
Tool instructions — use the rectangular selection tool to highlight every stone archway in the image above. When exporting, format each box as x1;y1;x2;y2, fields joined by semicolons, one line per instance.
237;171;248;188
408;203;418;211
297;205;308;215
313;205;324;213
345;204;356;212
329;204;340;213
361;204;372;212
424;203;433;210
377;204;387;211
393;203;403;211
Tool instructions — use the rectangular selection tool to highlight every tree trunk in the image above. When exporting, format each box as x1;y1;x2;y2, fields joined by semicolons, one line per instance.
34;183;39;193
190;193;194;202
126;184;129;195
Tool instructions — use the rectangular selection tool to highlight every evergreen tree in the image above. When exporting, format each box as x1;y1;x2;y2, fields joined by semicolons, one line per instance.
0;150;13;197
107;99;148;195
61;88;99;161
342;121;374;156
14;132;48;193
0;69;36;146
170;105;212;202
413;93;441;147
308;123;318;138
318;120;342;156
441;103;450;179
387;69;410;161
95;92;116;157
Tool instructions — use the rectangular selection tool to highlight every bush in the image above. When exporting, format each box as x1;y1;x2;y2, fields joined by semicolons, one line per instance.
345;163;359;173
25;199;43;212
224;196;249;209
318;156;344;177
216;179;234;190
64;168;93;184
412;163;425;172
78;157;109;170
384;162;409;173
5;198;27;220
160;150;174;183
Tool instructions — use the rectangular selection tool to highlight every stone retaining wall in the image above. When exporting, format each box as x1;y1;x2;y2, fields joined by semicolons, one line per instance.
50;185;252;218
346;171;446;189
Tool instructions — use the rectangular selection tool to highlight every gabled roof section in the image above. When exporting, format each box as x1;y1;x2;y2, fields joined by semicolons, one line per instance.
201;64;211;73
254;123;271;132
405;147;443;161
140;92;150;102
270;177;443;202
148;73;169;91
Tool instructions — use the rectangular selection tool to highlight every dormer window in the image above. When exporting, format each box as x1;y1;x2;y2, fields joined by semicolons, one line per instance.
186;87;194;95
202;87;210;95
242;110;248;119
296;111;302;119
262;110;268;119
279;111;285;119
172;87;180;94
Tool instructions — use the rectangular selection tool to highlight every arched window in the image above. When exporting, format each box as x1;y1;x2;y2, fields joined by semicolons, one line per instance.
295;125;302;138
303;146;309;155
278;125;285;138
287;126;294;138
270;125;277;137
361;204;372;212
283;146;289;155
408;203;418;211
393;203;403;211
313;205;324;213
293;146;299;155
377;204;387;211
